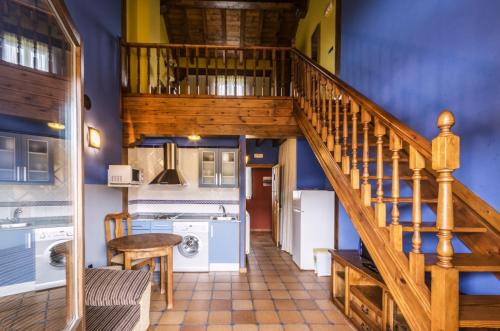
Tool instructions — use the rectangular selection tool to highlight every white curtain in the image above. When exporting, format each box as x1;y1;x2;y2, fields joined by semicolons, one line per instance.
2;32;50;72
278;138;296;253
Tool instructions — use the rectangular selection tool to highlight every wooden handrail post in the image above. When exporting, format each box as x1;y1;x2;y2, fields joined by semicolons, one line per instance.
341;94;350;174
374;118;386;227
409;146;425;284
327;81;334;151
351;101;360;189
361;110;372;206
321;78;328;143
430;111;459;331
334;87;341;162
389;129;403;251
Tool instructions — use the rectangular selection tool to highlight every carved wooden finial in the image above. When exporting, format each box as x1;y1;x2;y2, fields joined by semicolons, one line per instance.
437;110;455;134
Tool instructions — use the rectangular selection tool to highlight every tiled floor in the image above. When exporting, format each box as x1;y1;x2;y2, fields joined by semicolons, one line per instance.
149;232;354;331
0;287;66;331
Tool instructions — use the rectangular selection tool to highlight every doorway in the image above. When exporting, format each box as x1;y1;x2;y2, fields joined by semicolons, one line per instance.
246;167;273;232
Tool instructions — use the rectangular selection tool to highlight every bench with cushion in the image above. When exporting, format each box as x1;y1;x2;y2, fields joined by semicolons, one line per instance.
85;268;151;331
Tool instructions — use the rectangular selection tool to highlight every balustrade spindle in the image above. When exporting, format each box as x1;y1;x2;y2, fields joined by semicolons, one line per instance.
321;79;328;141
341;95;350;174
280;50;285;96
389;129;403;251
374;119;387;227
272;49;276;96
205;47;209;95
147;47;151;93
243;50;247;96
316;77;323;134
215;48;218;96
16;6;21;65
409;146;425;284
262;49;266;96
351;101;360;189
361;110;372;206
224;49;228;96
176;48;180;94
253;49;257;96
311;72;317;127
32;9;37;69
307;66;312;120
126;46;131;93
334;88;341;162
195;47;199;95
432;111;459;268
186;47;190;95
136;47;140;94
156;47;161;94
327;81;334;151
234;50;237;96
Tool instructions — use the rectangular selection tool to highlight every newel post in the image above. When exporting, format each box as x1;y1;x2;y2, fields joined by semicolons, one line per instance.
430;110;459;331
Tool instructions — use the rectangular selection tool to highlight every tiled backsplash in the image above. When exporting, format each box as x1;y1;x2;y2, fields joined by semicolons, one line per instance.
128;147;240;215
0;139;72;220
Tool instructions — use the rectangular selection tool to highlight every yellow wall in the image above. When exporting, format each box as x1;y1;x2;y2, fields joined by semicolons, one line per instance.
126;0;168;43
295;0;337;73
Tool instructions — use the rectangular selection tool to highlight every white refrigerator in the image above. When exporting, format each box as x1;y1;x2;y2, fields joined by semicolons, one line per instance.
292;190;335;270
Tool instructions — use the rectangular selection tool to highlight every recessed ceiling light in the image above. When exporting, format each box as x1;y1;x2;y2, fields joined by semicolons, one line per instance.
47;122;65;130
188;135;201;141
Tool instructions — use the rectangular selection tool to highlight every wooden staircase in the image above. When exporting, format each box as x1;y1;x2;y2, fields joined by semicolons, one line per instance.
289;50;500;330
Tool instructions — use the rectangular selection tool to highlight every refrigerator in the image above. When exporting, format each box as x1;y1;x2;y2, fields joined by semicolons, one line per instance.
271;165;281;246
292;190;335;270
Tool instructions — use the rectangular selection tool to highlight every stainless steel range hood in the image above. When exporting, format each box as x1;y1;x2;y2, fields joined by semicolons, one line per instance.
149;143;186;185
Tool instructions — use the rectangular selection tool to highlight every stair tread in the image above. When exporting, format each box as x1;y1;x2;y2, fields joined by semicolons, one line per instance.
424;253;500;272
459;295;500;328
400;222;487;233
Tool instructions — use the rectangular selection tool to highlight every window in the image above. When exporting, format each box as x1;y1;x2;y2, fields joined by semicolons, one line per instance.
1;32;60;74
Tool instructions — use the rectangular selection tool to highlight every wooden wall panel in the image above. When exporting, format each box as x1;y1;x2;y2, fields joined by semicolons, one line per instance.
0;62;68;122
122;95;300;145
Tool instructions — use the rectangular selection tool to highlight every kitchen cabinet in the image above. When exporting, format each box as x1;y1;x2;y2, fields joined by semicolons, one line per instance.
0;132;54;184
0;229;35;294
209;221;239;264
151;221;173;234
199;148;239;188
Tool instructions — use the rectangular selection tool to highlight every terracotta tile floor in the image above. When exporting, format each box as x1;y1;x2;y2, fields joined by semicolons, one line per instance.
149;232;354;331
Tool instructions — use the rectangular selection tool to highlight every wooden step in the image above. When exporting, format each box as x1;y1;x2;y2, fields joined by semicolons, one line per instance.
424;253;500;272
459;295;500;328
400;222;487;233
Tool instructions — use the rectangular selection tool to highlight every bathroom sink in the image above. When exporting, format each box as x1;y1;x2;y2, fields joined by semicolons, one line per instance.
210;216;237;221
0;222;30;229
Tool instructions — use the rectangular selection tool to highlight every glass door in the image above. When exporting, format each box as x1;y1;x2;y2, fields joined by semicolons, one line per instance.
220;149;238;187
200;149;217;186
0;0;83;329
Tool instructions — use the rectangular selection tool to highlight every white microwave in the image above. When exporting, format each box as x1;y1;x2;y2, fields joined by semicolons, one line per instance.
108;165;143;187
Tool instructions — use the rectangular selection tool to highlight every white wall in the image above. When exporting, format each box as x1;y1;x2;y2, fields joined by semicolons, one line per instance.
128;147;239;215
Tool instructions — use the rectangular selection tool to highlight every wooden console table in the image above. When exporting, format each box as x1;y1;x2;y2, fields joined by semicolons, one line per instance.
329;250;410;331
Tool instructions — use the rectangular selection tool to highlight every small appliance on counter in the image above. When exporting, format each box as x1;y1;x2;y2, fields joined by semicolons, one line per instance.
107;165;143;187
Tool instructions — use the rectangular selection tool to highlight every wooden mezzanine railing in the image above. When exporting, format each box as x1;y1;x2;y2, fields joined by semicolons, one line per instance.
121;42;292;97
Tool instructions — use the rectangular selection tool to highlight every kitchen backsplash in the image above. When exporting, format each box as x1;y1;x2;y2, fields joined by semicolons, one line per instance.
128;147;240;215
0;139;72;220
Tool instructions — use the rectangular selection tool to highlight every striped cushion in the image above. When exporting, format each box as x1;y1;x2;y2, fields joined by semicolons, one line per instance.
86;305;140;331
85;268;151;306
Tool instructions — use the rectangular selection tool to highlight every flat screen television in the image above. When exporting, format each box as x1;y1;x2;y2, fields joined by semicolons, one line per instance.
358;239;378;273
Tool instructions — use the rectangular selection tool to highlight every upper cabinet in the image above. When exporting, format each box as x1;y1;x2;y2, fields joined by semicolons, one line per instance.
0;132;53;184
199;148;239;188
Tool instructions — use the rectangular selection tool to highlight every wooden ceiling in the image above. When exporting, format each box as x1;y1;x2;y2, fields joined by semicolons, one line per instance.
161;0;307;47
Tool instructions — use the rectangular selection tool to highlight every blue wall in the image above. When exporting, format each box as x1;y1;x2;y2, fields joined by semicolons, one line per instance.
246;139;279;165
340;0;500;294
296;138;331;190
65;0;122;184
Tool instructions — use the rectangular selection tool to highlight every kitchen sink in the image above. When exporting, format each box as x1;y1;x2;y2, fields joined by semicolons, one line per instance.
0;222;30;229
210;216;238;221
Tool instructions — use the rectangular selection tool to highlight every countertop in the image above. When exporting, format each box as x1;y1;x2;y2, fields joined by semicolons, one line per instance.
132;213;240;223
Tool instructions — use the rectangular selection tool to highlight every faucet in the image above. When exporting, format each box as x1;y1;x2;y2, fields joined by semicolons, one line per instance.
12;208;23;223
218;204;227;217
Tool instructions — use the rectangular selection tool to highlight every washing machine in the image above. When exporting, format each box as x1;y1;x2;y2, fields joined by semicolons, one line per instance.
34;227;73;291
173;222;209;272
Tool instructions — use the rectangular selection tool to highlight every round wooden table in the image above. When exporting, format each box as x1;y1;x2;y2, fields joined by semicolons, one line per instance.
107;233;182;309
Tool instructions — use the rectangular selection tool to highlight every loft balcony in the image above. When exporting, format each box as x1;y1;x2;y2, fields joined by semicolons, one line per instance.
120;43;300;145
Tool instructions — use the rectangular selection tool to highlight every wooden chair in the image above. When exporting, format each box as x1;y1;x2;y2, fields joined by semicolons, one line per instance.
104;212;155;273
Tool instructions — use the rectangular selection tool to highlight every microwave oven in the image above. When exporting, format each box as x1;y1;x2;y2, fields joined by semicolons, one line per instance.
108;165;143;187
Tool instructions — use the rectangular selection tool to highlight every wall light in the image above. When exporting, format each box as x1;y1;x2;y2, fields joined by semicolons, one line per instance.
88;127;102;149
47;122;65;130
188;135;201;141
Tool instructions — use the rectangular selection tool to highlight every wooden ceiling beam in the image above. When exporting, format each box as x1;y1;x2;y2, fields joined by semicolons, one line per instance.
162;1;296;11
